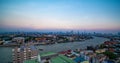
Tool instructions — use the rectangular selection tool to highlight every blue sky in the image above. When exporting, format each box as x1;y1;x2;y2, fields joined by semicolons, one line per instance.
0;0;120;33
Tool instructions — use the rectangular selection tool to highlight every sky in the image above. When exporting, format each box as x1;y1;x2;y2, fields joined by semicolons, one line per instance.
0;0;120;33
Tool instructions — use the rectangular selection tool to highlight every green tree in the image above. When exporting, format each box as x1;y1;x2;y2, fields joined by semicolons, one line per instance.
103;51;117;59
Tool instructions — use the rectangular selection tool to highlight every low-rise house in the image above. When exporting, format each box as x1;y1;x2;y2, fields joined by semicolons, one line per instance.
104;41;117;46
95;49;106;53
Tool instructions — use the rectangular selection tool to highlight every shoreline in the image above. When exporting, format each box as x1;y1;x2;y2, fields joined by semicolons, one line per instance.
0;37;109;63
0;44;19;47
0;39;89;47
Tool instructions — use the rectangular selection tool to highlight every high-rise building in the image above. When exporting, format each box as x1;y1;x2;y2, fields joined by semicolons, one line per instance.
12;43;38;63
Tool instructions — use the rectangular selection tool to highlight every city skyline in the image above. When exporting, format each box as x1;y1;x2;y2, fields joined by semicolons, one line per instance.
0;0;120;33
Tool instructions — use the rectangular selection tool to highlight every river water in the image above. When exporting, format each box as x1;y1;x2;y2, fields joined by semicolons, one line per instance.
0;37;109;63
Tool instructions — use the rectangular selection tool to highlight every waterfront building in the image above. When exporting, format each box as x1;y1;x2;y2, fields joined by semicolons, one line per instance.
12;37;25;44
12;43;38;63
95;49;106;53
35;37;46;42
104;41;117;46
0;40;4;45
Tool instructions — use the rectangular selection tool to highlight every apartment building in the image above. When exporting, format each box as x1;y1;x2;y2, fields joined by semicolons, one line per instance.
12;43;38;63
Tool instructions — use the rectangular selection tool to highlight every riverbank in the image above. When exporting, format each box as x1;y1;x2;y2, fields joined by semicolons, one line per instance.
0;37;109;63
36;37;109;53
0;44;19;47
0;38;90;47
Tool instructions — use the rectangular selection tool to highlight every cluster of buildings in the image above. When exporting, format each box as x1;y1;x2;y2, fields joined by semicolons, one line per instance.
101;41;120;61
58;49;111;63
0;32;120;63
12;40;120;63
12;42;76;63
0;32;93;46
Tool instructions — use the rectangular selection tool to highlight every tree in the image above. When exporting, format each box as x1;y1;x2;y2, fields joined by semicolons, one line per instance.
103;51;117;59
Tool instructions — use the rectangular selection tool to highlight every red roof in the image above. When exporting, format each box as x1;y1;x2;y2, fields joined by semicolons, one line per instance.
104;41;117;45
59;50;71;54
108;48;115;52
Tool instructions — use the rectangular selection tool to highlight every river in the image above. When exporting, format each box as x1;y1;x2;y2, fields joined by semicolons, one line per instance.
0;37;109;63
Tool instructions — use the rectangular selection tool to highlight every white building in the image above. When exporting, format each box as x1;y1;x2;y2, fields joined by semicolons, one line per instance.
12;37;25;44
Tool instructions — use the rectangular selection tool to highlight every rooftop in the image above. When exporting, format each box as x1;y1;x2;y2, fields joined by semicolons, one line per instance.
23;59;38;63
51;54;76;63
40;52;57;57
24;52;76;63
41;52;76;63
